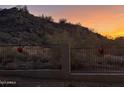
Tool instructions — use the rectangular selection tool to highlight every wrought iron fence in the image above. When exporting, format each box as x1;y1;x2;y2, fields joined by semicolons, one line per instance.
1;44;124;73
0;44;65;70
70;47;124;73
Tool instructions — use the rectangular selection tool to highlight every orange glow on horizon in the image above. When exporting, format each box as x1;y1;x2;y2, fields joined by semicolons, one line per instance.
28;6;124;38
104;29;124;39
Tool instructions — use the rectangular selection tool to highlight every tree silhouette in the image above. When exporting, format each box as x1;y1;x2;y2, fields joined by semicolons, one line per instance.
16;5;28;12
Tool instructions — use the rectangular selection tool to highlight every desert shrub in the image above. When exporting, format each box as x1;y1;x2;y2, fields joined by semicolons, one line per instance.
71;49;100;64
59;18;67;24
40;14;54;22
14;53;28;62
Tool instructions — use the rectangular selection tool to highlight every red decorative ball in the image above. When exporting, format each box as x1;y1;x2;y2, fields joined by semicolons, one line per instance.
98;47;104;55
17;47;23;53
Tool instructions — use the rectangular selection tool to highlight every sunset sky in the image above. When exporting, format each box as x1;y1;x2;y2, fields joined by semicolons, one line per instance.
0;5;124;38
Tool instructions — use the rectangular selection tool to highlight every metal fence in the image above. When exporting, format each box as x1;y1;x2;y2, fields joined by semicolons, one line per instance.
1;45;124;80
70;47;124;72
0;44;68;70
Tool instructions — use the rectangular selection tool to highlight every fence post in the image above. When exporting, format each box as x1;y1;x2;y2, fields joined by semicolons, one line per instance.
61;44;70;75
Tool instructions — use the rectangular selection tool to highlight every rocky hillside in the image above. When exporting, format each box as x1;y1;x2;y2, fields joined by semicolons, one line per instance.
0;6;115;48
112;37;124;47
